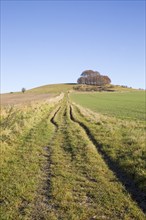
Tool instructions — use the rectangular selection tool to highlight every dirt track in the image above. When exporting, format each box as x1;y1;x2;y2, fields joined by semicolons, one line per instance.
34;100;145;219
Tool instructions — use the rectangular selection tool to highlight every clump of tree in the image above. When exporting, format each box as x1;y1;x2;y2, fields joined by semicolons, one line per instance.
77;70;111;86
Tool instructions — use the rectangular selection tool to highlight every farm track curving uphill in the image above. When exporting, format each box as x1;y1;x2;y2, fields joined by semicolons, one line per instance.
1;97;146;219
32;100;146;219
69;105;146;214
37;99;145;219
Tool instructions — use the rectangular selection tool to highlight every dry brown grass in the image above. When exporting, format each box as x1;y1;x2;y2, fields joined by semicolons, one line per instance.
0;93;57;106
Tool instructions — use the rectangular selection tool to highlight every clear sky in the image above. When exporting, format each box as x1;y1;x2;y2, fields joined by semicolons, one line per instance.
1;0;145;93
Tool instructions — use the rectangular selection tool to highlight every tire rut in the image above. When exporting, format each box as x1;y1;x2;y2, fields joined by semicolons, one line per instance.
47;106;62;192
69;105;146;214
50;106;61;129
31;106;62;219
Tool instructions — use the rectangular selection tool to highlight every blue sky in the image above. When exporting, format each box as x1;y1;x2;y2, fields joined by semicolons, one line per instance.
1;0;145;93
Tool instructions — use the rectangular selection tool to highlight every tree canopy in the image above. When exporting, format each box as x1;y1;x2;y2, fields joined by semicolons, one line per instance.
77;70;111;86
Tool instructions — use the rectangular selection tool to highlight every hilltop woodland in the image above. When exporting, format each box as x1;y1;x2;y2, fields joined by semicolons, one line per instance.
75;70;112;91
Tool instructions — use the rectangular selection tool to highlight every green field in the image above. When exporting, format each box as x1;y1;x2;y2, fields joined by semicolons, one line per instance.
1;86;146;219
70;91;145;120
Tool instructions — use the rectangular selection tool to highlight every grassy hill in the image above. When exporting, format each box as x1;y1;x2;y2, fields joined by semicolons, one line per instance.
1;84;76;105
1;83;141;106
27;83;77;94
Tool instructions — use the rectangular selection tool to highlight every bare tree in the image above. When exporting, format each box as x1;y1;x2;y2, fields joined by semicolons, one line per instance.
22;88;26;93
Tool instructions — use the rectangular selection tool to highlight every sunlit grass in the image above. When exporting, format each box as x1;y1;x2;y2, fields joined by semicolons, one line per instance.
28;83;76;94
0;102;58;219
71;103;146;195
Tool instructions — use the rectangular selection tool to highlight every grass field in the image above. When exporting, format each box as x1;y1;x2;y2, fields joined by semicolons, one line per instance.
70;91;145;120
0;86;146;219
0;93;57;106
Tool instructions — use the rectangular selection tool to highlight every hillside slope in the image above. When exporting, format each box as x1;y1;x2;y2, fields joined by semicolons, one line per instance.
1;84;75;105
27;83;76;94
